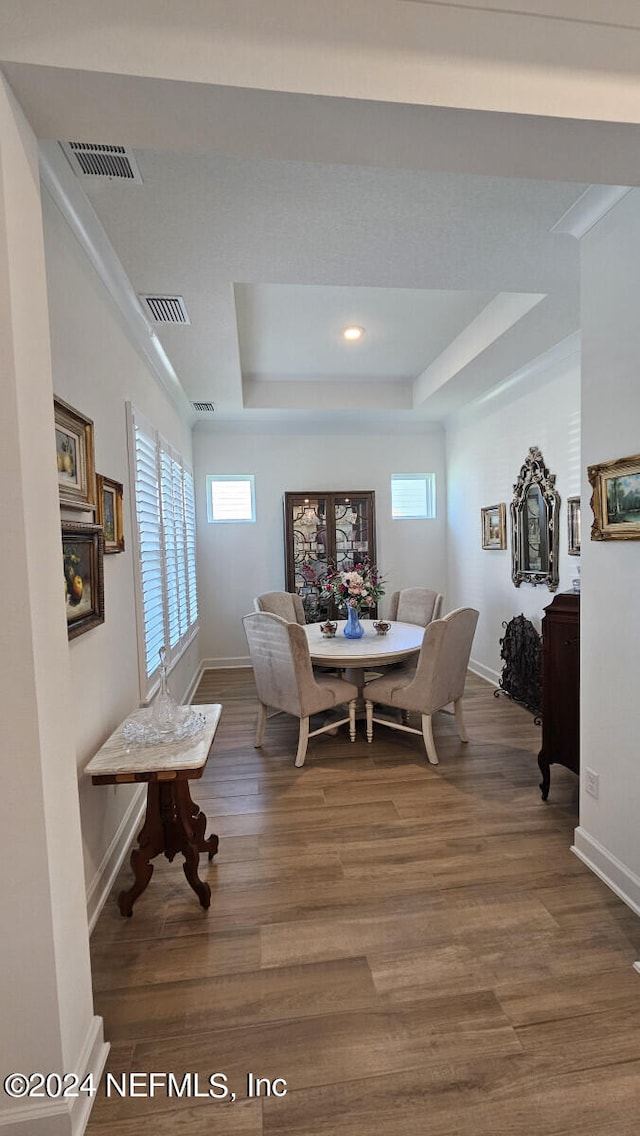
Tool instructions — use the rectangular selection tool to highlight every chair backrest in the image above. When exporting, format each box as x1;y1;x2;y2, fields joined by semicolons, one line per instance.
401;607;479;714
242;611;316;717
253;591;306;624
388;587;444;626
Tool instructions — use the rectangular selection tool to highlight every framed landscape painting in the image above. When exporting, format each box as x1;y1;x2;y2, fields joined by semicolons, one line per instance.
481;503;506;549
54;396;95;511
588;453;640;541
62;522;104;639
96;474;125;553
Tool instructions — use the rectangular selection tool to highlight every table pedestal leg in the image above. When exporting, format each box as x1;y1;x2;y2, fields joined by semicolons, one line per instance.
345;666;367;717
118;781;218;917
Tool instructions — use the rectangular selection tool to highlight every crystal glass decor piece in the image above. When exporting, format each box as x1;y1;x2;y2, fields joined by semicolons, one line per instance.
121;707;207;746
150;645;180;735
121;647;206;745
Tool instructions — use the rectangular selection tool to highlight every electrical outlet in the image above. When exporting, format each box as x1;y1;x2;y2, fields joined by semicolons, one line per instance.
585;768;599;799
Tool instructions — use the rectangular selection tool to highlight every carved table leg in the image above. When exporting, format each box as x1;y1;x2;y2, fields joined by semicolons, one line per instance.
171;782;217;909
538;751;551;802
117;781;219;916
188;791;219;860
118;783;165;917
158;781;218;908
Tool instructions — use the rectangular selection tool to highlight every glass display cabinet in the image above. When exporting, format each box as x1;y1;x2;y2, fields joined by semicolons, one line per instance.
283;491;377;622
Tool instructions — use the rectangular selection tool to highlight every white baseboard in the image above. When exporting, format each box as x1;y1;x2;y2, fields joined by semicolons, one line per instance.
468;658;500;686
0;1016;109;1135
200;656;252;670
184;660;206;703
86;788;146;933
71;1016;110;1135
572;826;640;918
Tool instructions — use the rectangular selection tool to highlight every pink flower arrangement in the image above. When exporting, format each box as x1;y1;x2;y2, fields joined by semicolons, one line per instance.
324;556;386;615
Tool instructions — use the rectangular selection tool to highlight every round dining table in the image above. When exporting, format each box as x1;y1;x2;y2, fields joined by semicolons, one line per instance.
303;619;424;694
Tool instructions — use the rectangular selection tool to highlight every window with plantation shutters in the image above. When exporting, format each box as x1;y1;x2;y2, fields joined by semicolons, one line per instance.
206;474;256;523
127;404;198;694
391;474;436;520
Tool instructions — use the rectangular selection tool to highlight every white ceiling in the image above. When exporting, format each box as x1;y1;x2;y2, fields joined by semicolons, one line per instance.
39;133;586;426
234;284;497;382
4;53;622;427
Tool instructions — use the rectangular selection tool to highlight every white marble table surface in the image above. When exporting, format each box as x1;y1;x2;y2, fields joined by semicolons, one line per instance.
304;620;424;669
84;704;222;779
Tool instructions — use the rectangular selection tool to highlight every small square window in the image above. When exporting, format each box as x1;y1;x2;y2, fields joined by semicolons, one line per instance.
206;475;256;523
391;474;436;519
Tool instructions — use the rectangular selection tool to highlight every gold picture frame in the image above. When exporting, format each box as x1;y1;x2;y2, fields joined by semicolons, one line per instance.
62;522;105;639
96;474;125;554
481;503;506;549
588;453;640;541
54;396;95;511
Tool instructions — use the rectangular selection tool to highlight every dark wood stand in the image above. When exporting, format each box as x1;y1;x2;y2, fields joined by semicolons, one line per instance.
538;592;580;800
86;705;222;915
117;777;218;917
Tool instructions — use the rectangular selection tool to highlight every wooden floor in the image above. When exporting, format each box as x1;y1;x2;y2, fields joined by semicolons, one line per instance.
86;670;640;1135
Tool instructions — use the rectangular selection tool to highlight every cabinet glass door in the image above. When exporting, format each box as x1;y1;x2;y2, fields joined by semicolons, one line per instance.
286;495;329;622
284;492;376;622
333;496;373;573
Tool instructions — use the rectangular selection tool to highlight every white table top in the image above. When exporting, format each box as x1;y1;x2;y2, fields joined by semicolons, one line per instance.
84;704;222;780
304;620;424;668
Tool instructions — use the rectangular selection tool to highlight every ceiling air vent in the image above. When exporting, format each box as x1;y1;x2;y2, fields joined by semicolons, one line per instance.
191;401;216;414
61;142;143;183
139;295;191;325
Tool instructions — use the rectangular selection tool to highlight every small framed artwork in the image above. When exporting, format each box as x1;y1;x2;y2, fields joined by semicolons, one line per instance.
588;453;640;541
54;396;95;511
62;522;105;639
567;496;581;555
96;474;125;554
481;503;506;549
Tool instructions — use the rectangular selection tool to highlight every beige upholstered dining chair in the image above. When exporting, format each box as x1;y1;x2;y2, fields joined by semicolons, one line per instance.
243;611;358;767
253;591;306;624
364;607;479;765
388;587;444;626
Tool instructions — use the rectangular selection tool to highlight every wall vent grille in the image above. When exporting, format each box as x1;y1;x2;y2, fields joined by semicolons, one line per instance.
191;401;216;413
61;142;143;182
139;295;191;324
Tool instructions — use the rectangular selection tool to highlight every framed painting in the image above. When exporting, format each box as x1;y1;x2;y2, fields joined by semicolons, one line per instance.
567;496;581;555
96;474;125;553
481;503;506;549
588;453;640;541
54;396;95;511
62;522;105;639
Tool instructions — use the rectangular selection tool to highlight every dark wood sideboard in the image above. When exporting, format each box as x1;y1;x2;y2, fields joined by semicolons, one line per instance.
538;591;580;801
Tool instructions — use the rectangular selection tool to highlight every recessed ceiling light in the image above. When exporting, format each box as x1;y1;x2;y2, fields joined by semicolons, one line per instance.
343;326;364;341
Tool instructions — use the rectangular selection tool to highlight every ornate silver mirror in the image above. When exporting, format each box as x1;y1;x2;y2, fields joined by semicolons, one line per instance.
510;446;560;591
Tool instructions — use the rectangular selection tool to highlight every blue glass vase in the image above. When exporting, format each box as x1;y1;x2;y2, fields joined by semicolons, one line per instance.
343;605;364;639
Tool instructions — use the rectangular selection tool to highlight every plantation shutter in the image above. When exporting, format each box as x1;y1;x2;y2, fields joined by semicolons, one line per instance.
184;469;198;628
160;447;181;649
128;404;199;694
131;412;165;679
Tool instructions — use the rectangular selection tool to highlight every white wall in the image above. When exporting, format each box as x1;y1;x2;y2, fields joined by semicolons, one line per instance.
575;189;640;910
41;187;199;913
193;425;447;664
0;74;106;1136
446;348;581;683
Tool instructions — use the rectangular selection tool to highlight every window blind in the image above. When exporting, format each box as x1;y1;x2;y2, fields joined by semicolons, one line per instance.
391;474;436;520
206;475;256;522
128;404;198;693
